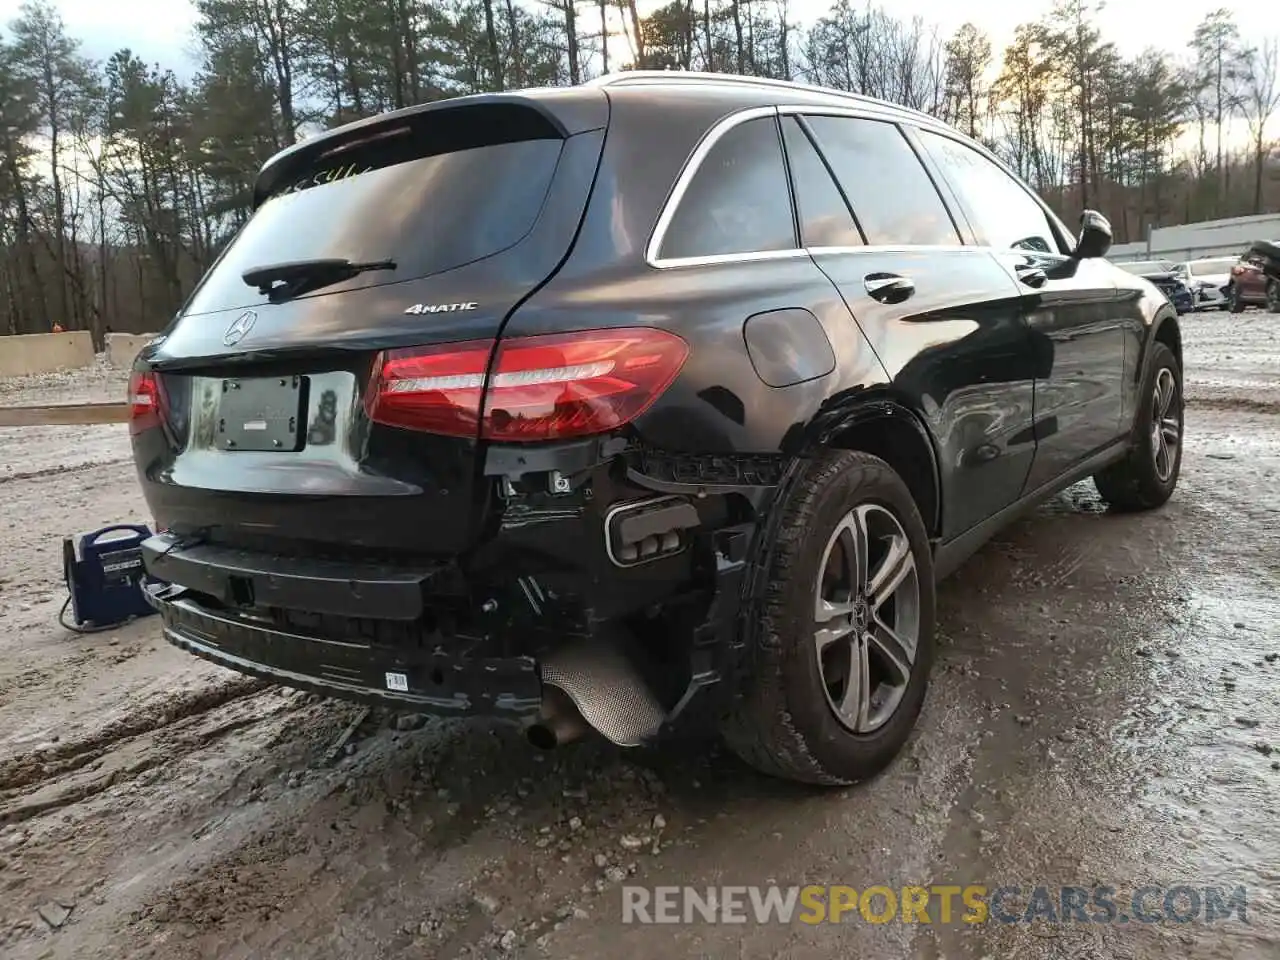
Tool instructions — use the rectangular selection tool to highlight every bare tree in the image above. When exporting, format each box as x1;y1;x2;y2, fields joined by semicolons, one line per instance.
944;23;991;136
1191;8;1246;213
541;0;581;83
1241;38;1280;215
9;0;96;329
482;0;504;90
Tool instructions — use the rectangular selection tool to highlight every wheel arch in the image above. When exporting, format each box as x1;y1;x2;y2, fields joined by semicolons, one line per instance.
808;397;942;539
1136;306;1182;387
1150;309;1182;375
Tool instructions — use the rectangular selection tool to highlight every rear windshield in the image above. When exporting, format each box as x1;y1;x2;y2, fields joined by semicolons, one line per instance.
183;116;564;316
1188;258;1236;276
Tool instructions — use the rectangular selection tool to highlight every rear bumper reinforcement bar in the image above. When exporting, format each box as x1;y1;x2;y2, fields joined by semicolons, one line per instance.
143;580;542;718
142;532;438;621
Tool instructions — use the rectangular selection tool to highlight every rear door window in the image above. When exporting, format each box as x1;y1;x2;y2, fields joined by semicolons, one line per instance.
184;109;566;315
658;116;797;261
916;130;1063;254
780;117;862;248
803;116;960;247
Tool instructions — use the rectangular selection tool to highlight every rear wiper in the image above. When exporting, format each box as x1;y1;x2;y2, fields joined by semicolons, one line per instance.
242;257;396;297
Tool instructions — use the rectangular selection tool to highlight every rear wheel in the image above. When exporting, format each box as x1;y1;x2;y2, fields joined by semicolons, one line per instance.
1094;341;1183;511
720;451;935;785
1229;283;1245;313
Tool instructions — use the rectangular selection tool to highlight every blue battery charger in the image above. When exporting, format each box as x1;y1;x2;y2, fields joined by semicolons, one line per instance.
61;525;159;633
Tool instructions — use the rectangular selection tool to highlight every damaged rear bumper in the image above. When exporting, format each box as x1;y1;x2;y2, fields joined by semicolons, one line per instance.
138;441;787;745
139;521;757;743
143;578;544;718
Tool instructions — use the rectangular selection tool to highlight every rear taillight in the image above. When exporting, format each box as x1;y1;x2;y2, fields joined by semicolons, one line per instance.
128;370;162;436
366;340;491;438
366;328;689;442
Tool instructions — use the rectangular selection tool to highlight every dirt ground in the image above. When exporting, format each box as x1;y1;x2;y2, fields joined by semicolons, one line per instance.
1;313;1277;960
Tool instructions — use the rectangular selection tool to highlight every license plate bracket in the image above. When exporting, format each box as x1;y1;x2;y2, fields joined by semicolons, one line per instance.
216;376;306;452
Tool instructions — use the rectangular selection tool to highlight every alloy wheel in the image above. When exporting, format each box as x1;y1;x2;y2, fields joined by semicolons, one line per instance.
1267;281;1280;314
813;503;921;734
1150;367;1181;483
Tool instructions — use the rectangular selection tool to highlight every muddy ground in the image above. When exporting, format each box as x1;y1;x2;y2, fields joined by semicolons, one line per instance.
0;313;1277;959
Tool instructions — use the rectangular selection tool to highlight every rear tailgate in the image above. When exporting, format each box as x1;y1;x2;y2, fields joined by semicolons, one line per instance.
134;92;608;558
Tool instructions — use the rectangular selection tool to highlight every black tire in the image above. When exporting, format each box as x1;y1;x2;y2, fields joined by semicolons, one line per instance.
1229;283;1245;313
1266;280;1280;314
1093;341;1183;511
719;451;936;785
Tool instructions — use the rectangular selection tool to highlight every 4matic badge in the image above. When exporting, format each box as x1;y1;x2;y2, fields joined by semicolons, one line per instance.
405;302;477;315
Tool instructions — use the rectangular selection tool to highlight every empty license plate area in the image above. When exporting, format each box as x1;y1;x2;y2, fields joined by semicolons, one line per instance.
216;376;306;452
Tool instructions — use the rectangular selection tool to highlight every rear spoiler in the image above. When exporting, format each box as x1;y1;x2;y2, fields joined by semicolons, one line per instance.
253;89;609;209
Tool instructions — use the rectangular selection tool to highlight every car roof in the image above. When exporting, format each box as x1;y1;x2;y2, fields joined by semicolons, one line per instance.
586;71;953;131
267;73;949;176
254;73;973;206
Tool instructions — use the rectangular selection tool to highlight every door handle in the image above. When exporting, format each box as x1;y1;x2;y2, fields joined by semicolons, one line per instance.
863;273;915;303
1015;265;1048;288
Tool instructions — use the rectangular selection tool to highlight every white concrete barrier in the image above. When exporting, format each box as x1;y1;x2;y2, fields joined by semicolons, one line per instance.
0;332;96;378
104;333;158;369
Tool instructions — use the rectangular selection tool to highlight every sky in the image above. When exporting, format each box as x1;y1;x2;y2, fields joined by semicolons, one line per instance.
841;0;1264;62
0;0;200;69
0;0;1270;76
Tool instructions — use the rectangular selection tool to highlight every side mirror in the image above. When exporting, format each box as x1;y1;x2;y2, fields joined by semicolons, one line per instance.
1073;209;1112;259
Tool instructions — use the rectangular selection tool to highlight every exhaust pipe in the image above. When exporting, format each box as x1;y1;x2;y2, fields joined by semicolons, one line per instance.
526;685;590;750
529;638;667;749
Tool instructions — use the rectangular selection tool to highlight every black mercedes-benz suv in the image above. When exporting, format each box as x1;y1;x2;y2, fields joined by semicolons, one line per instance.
129;72;1184;785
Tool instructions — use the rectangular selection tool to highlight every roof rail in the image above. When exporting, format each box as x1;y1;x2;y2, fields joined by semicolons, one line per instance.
585;70;937;124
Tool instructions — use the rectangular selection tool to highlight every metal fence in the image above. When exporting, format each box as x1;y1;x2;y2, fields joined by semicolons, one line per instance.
1109;212;1280;263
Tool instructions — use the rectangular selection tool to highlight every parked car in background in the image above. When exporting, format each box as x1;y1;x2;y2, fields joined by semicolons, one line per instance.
1176;256;1239;311
127;71;1186;786
1116;260;1194;314
1232;244;1280;313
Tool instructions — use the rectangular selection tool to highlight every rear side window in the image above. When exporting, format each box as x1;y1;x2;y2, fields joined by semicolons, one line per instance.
780;117;862;248
659;116;797;261
803;116;959;247
184;109;565;316
917;130;1061;254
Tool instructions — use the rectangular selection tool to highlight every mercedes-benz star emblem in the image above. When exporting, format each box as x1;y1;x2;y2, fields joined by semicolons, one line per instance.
853;598;870;633
223;310;257;347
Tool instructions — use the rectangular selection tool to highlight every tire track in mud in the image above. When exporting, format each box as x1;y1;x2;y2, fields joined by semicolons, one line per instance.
0;696;369;959
0;676;270;788
0;457;132;487
111;720;736;960
1186;395;1280;415
0;677;272;825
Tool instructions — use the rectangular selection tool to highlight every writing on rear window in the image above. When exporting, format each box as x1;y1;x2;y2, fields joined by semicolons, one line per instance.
282;163;373;196
405;302;477;315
